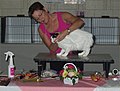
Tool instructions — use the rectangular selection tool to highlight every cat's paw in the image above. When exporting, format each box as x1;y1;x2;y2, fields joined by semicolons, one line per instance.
61;53;68;57
56;53;62;56
82;54;89;57
78;52;85;56
78;54;88;57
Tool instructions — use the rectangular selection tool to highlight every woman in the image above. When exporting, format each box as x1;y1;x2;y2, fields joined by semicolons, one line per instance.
28;2;85;71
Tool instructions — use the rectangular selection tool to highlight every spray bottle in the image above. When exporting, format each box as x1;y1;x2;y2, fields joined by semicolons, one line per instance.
4;51;15;78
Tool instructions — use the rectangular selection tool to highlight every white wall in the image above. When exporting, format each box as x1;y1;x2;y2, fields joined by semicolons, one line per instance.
0;0;119;18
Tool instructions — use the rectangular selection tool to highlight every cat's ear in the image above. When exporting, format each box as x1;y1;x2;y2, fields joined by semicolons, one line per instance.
50;33;53;36
50;33;59;38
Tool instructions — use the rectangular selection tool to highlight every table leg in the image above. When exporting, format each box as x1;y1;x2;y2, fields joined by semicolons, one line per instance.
79;62;84;71
103;63;105;71
37;61;43;77
103;62;110;78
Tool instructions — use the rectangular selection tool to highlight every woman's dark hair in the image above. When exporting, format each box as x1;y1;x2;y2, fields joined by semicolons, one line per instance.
28;2;44;18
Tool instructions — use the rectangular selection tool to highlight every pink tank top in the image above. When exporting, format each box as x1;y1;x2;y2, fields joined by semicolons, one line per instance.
39;12;71;53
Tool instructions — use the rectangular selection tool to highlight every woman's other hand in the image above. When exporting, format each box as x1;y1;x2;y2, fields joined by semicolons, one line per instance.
54;30;69;42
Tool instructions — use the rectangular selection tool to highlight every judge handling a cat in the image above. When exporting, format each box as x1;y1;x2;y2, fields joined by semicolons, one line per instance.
28;2;93;72
28;2;85;54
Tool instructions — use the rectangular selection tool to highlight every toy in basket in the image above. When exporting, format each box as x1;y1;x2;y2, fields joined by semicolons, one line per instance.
59;63;82;85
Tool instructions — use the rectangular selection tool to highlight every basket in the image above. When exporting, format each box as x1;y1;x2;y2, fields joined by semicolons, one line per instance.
62;63;79;85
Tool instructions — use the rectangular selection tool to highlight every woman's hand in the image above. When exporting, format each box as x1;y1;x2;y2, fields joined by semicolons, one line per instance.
54;30;69;42
49;43;58;51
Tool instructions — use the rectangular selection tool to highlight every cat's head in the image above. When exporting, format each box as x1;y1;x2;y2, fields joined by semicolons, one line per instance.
50;33;59;43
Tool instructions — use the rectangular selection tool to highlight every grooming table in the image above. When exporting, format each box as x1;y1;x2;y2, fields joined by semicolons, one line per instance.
34;53;114;78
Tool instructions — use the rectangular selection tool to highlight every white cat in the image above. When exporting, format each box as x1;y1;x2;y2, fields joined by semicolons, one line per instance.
51;29;94;57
